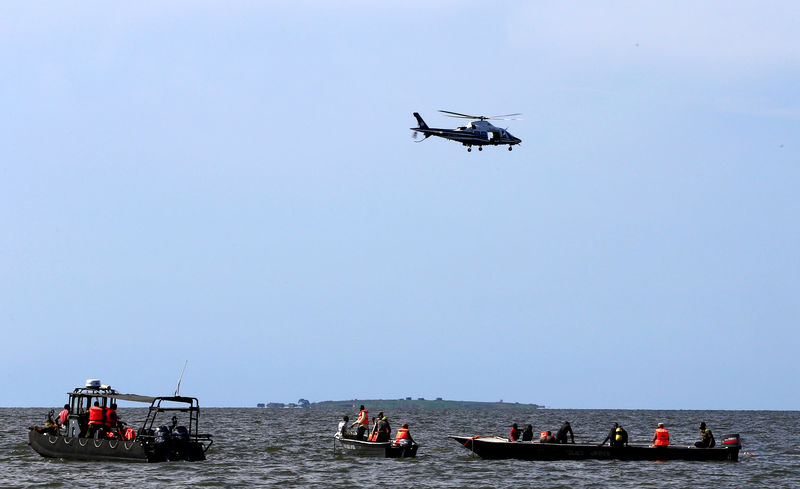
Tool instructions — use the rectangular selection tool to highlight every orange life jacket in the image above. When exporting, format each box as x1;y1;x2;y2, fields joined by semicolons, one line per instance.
654;428;670;446
88;406;104;425
59;409;70;424
124;428;136;440
104;409;118;428
395;428;410;441
357;409;369;426
510;428;520;441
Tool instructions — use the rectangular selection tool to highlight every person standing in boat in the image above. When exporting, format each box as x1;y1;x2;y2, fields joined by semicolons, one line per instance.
86;401;105;438
694;422;715;448
652;422;670;447
375;416;391;442
556;421;575;444
521;424;534;441
105;403;120;436
509;423;521;441
350;405;369;440
57;404;70;431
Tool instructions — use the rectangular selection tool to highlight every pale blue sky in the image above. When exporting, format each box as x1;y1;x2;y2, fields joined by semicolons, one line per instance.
1;1;798;408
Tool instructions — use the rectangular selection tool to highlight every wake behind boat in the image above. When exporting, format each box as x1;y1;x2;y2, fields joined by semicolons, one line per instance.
449;435;741;461
28;379;212;462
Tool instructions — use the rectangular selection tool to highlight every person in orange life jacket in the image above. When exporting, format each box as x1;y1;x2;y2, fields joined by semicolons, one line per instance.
652;422;669;447
350;405;369;440
58;404;70;429
395;423;414;446
540;431;556;443
395;423;414;456
509;423;521;441
105;403;120;436
86;401;105;438
521;424;534;441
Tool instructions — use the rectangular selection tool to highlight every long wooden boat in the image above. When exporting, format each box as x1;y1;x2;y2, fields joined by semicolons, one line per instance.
28;381;212;462
334;434;418;458
449;435;741;462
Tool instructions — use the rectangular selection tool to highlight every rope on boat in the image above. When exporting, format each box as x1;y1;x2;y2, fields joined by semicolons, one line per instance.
462;435;484;447
94;439;103;448
109;440;118;449
79;439;88;447
125;441;135;450
63;437;72;445
48;435;58;444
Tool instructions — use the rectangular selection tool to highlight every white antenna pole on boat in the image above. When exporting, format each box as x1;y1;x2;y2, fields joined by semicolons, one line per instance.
174;360;188;397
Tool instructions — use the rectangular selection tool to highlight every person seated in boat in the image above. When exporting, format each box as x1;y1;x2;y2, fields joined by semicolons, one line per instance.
350;405;369;440
652;422;669;447
337;415;351;438
600;422;618;446
613;425;628;447
57;404;70;431
394;423;414;447
600;422;627;447
521;424;534;441
30;410;60;435
556;421;575;444
86;401;106;438
539;430;556;443
694;422;715;448
509;423;521;441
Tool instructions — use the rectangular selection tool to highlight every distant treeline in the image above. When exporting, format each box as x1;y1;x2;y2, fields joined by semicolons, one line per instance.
308;399;543;410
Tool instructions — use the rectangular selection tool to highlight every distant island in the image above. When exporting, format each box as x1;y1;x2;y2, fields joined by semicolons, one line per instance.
257;398;543;410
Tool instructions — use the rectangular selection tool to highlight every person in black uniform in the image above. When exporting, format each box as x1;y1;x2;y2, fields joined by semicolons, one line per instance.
555;421;575;444
375;416;391;442
521;424;534;441
600;422;619;446
613;425;628;447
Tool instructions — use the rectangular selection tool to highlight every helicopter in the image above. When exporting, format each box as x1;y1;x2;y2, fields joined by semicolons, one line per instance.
411;110;522;152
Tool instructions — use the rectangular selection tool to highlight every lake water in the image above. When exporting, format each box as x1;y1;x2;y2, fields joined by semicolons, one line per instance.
3;407;799;488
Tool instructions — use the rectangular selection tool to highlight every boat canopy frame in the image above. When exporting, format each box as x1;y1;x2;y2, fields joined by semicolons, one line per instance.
66;387;210;443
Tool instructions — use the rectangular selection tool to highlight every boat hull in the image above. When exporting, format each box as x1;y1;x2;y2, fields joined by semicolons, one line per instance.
29;430;149;462
334;435;418;458
450;436;739;462
28;430;207;462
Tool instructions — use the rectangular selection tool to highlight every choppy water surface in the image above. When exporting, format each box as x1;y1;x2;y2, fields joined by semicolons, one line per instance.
2;407;799;488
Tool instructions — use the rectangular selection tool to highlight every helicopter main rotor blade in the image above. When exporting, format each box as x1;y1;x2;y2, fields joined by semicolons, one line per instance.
490;113;522;120
438;110;484;120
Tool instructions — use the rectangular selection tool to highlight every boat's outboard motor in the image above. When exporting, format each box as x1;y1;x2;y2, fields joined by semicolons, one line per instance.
152;426;171;461
722;434;741;448
170;425;190;460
